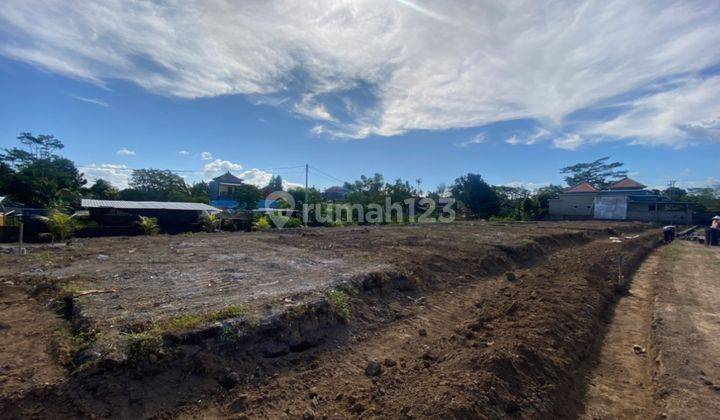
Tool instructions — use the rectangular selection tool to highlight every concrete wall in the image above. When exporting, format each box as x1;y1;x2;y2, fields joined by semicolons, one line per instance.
549;193;596;217
626;203;692;224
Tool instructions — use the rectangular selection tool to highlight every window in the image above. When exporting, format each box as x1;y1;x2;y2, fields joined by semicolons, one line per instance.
648;204;656;211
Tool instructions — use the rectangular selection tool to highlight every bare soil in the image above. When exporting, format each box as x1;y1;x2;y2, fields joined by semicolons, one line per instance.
0;221;661;418
652;241;720;418
579;251;660;419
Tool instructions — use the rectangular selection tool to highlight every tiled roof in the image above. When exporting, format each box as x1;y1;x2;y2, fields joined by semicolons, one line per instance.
608;178;646;190
565;182;597;193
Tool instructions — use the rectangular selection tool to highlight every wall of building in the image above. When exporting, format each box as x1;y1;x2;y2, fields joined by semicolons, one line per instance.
549;193;595;217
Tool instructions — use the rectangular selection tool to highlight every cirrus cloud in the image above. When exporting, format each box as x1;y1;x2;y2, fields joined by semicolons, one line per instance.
2;0;719;148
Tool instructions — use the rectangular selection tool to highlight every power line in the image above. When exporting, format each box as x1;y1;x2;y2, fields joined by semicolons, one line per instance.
309;165;346;185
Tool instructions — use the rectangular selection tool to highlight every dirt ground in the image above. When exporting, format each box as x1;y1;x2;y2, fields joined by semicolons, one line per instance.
576;239;720;420
652;241;720;418
0;221;665;418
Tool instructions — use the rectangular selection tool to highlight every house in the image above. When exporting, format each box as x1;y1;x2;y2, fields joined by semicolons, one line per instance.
0;196;23;227
549;178;693;223
209;171;244;210
81;199;219;232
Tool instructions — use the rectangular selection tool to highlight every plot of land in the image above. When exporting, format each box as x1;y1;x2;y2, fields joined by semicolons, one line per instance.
0;221;671;418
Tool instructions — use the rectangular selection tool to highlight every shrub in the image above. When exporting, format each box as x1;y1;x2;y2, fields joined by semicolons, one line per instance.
326;289;352;321
38;210;76;241
137;216;160;235
200;212;221;232
254;216;271;230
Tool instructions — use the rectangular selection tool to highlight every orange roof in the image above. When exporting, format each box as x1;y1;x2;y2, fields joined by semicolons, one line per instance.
565;182;597;193
608;177;646;190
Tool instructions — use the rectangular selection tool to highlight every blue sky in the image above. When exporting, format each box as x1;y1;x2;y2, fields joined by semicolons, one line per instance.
1;1;718;191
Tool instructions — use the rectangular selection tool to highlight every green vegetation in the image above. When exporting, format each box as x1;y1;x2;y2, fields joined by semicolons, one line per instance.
123;331;163;361
326;289;352;321
137;216;160;235
560;156;627;189
200;212;221;232
37;209;77;241
254;215;271;230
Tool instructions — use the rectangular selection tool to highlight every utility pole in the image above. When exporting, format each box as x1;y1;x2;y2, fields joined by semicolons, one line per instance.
304;164;309;227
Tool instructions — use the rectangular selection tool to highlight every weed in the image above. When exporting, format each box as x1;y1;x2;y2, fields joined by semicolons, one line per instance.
206;305;247;322
247;316;261;329
124;331;162;361
326;289;352;321
157;314;203;332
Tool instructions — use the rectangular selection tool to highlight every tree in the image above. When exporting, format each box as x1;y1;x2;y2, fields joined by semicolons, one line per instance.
450;173;500;218
16;132;64;159
534;184;565;217
1;132;85;206
121;169;189;201
0;161;12;193
234;184;264;209
560;157;627;188
188;181;210;202
495;186;531;218
263;175;283;196
85;179;118;199
663;187;687;201
344;173;385;206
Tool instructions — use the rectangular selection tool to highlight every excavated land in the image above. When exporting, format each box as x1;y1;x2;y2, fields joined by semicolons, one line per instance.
0;221;661;418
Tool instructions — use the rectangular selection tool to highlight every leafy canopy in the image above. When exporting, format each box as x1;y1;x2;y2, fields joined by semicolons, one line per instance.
560;156;627;188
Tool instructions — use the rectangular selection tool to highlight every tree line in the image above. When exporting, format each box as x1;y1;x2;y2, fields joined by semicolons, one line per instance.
2;133;719;220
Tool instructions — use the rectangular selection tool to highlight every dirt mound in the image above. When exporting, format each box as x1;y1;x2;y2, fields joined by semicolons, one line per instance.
0;221;659;418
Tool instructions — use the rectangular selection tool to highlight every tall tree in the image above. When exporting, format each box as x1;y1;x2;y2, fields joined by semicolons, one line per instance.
85;179;118;199
120;169;189;201
450;173;500;218
234;184;264;209
560;157;627;188
262;175;283;196
1;133;85;206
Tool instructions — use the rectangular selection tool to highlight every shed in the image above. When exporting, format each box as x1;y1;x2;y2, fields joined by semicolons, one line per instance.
81;199;219;232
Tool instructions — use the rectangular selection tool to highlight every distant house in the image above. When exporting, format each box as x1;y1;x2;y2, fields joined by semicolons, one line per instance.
209;171;244;210
0;196;23;227
549;178;693;224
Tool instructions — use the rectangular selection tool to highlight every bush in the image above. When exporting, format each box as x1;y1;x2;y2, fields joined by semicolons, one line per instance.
200;212;220;232
254;216;271;230
137;216;159;235
38;210;76;241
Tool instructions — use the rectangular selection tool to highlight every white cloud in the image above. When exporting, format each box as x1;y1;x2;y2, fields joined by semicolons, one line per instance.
454;133;485;148
505;127;551;146
116;147;135;156
81;164;131;189
2;1;720;147
71;95;108;108
203;159;242;179
202;161;302;190
200;151;213;161
178;150;190;156
552;134;584;151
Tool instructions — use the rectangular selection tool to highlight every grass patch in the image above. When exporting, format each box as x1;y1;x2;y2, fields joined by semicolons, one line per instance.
326;289;352;321
123;331;162;361
206;305;247;322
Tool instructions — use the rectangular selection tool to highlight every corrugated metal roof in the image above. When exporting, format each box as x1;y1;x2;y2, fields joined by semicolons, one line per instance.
0;196;5;204
81;199;219;211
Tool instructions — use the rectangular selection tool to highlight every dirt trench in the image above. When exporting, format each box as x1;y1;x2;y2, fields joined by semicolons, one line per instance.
0;225;660;418
167;232;660;419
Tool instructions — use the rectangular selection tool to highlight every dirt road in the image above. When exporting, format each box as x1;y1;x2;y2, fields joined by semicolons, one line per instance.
580;240;720;419
653;241;720;418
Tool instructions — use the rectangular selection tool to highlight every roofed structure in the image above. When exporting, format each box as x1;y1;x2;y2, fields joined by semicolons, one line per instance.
212;172;243;185
81;199;218;212
565;182;597;193
607;177;646;190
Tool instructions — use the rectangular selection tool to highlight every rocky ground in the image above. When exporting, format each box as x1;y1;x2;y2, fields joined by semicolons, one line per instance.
0;221;678;418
